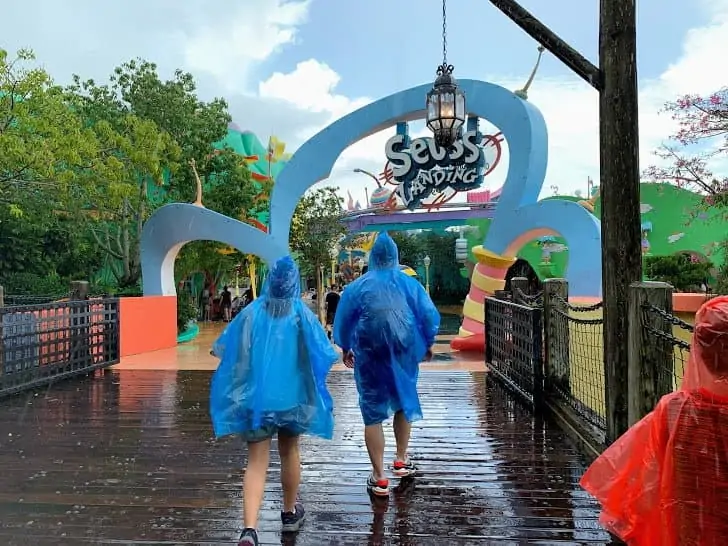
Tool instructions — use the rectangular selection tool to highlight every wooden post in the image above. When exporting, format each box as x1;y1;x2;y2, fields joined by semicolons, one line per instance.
494;290;510;301
70;281;89;301
511;277;529;305
70;281;91;373
487;0;601;89
543;279;570;394
600;0;641;443
0;285;4;379
627;282;674;426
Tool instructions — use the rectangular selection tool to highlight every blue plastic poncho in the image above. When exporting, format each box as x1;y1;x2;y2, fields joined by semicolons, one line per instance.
210;256;338;440
333;232;441;426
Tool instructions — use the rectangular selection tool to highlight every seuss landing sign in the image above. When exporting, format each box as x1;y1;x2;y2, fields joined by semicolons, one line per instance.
384;121;485;209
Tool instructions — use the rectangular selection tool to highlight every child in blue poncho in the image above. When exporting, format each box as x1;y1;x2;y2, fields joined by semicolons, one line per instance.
209;256;338;546
333;232;440;497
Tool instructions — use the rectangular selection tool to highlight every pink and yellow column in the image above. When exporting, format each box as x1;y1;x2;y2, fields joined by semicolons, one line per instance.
451;246;515;350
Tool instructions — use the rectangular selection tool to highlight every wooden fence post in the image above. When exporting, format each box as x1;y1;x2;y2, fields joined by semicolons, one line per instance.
70;281;89;301
70;281;91;373
494;290;510;301
511;277;529;305
627;281;674;426
543;279;570;393
0;285;4;379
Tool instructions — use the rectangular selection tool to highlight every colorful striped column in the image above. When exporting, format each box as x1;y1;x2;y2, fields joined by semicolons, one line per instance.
451;246;515;351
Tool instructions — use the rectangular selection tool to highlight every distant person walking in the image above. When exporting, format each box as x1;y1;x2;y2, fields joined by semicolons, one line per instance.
202;285;212;322
333;232;440;497
325;286;341;339
221;285;232;322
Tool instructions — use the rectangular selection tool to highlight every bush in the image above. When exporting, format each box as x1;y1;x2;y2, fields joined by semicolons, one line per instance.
177;292;198;334
715;241;728;295
644;254;712;292
0;272;68;296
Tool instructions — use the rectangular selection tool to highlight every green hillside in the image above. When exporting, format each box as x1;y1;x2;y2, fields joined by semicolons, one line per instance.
465;183;725;281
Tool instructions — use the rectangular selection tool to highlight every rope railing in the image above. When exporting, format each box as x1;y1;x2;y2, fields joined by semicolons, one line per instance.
512;287;544;307
551;293;604;313
641;303;692;390
547;293;606;436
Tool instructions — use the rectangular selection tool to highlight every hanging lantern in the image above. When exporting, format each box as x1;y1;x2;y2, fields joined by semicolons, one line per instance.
426;0;465;149
426;65;466;149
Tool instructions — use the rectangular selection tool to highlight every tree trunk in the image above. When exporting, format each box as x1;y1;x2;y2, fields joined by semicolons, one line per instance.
599;0;641;444
315;263;326;325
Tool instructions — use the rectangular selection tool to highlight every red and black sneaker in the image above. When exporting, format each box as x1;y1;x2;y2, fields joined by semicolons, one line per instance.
392;458;417;478
366;474;390;497
238;528;259;546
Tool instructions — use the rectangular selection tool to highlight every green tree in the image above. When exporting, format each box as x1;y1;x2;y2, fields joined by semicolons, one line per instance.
68;59;261;288
391;232;426;267
418;231;470;303
0;49;125;213
644;253;712;292
290;187;346;319
714;242;728;295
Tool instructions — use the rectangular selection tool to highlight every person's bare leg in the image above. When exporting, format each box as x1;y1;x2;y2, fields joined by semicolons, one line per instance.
277;433;301;513
393;411;411;461
243;439;271;529
364;423;386;480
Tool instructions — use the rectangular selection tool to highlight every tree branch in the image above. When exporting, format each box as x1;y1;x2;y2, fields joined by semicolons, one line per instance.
90;227;123;259
488;0;602;90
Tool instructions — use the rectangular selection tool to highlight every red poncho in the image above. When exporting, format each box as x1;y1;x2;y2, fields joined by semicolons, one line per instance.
581;296;728;546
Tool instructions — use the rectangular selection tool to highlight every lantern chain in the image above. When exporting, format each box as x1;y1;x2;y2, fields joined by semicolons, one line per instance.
442;0;447;65
437;0;454;76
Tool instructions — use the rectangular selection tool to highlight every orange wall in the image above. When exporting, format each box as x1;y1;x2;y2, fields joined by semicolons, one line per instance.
673;293;711;314
119;296;177;357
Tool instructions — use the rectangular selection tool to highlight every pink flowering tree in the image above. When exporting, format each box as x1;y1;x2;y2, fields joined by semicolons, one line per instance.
643;88;728;209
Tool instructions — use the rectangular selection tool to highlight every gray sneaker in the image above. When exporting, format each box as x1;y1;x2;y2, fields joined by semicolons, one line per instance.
281;503;306;532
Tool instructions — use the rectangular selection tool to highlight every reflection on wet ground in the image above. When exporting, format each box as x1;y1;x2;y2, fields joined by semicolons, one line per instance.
0;370;618;545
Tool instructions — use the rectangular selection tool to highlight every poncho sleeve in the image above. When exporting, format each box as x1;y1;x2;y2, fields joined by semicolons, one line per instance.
332;285;360;352
580;403;668;543
406;277;440;348
299;303;339;399
209;309;254;438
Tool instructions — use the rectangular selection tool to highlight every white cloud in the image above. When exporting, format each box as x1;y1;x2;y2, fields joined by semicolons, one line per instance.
2;0;726;208
184;0;310;91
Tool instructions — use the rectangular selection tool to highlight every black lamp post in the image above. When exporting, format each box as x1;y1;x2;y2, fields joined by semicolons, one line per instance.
426;0;466;149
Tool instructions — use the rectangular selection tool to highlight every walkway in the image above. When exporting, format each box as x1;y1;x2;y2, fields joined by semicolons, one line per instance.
0;321;616;544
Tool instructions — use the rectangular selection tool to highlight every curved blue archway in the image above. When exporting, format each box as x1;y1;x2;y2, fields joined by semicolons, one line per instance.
141;204;285;296
269;79;549;247
141;79;602;297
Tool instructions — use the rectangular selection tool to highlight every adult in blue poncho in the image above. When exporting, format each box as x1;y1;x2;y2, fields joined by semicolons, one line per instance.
333;232;440;497
209;256;338;545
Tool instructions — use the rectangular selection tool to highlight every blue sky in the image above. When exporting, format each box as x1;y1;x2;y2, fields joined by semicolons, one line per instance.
272;0;705;95
2;0;726;204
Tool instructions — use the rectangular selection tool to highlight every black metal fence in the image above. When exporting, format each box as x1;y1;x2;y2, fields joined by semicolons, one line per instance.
0;298;120;397
484;277;706;455
485;282;607;446
545;295;606;442
484;296;543;407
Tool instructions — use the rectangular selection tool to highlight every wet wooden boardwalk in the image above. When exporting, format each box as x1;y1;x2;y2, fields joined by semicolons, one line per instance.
0;369;615;545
